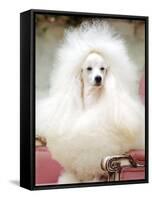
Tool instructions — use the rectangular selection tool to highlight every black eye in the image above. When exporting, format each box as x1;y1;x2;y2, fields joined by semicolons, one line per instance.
100;67;104;71
87;67;92;71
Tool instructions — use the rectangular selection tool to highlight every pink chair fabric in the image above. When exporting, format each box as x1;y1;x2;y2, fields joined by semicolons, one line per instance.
120;167;145;180
139;74;145;103
120;149;145;180
35;146;63;185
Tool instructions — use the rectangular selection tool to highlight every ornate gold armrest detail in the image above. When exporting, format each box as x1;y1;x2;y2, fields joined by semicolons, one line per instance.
101;154;144;182
36;135;47;147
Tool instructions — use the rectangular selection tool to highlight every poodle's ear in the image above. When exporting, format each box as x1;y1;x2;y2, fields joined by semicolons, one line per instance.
80;69;84;105
73;69;84;109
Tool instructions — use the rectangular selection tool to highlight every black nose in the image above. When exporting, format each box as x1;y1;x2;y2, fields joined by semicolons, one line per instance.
95;76;102;83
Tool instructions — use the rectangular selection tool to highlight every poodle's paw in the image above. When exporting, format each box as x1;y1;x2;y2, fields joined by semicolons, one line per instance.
58;172;80;184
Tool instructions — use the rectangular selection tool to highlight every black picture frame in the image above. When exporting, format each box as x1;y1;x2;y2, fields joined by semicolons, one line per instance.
20;9;149;190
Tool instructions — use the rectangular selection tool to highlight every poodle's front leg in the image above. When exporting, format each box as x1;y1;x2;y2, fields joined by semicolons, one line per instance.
58;171;80;184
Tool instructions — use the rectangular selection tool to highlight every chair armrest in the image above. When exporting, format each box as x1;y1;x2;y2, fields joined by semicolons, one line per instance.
101;150;145;181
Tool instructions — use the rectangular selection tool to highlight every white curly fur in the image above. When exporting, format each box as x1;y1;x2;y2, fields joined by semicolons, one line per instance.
36;20;145;184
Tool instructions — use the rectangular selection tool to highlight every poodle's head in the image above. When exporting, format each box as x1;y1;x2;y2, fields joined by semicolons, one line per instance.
81;52;108;88
50;20;139;104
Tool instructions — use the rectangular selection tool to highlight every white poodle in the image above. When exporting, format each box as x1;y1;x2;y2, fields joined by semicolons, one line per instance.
36;20;145;184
